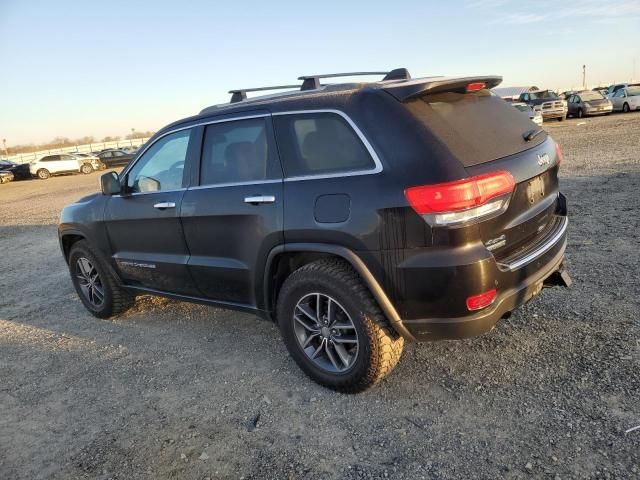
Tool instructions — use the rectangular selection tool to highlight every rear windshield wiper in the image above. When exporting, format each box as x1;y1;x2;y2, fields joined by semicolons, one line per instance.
523;128;544;142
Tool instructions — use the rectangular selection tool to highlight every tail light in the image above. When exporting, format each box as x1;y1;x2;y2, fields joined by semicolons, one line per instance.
555;143;564;166
466;289;497;311
404;171;515;227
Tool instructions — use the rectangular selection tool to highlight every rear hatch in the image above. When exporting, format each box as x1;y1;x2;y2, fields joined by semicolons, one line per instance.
399;83;562;259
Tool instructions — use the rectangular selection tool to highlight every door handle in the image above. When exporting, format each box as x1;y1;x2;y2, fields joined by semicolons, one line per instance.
153;201;176;209
244;195;276;205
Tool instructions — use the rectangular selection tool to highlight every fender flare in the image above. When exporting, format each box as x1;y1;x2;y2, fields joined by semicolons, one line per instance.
263;243;415;341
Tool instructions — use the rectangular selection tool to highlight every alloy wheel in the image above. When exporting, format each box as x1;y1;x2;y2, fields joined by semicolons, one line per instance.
75;257;105;307
292;293;359;373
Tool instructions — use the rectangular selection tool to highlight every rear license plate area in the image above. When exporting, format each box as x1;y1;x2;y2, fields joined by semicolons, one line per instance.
527;176;546;205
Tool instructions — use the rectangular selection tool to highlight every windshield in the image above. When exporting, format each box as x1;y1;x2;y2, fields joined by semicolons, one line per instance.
580;92;604;101
628;87;640;96
530;91;558;100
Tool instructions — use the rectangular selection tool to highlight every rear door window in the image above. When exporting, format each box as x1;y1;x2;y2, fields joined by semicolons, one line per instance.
273;112;375;178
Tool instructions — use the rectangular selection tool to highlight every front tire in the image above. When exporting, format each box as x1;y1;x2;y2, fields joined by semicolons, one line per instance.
276;259;404;393
68;240;134;318
80;163;93;174
37;169;50;179
623;102;630;113
577;108;583;118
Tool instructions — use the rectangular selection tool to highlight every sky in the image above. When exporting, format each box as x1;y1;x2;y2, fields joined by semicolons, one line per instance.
1;0;639;145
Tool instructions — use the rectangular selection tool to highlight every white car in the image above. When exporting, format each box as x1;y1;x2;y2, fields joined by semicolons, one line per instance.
29;154;95;179
610;86;640;113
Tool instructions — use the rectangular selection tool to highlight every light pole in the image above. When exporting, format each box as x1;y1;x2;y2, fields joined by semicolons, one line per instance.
2;138;7;157
582;65;586;89
130;128;135;147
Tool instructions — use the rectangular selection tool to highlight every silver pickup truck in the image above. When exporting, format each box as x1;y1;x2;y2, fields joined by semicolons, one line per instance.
518;90;567;121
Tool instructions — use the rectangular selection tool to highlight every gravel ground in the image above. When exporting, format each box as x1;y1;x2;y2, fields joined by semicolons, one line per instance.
1;113;639;479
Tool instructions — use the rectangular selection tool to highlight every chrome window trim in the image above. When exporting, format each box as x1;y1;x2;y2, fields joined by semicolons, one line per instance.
112;188;187;198
120;109;382;190
272;109;383;181
188;179;282;191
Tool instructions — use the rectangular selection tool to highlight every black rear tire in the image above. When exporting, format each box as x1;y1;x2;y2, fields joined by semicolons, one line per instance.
68;240;134;318
623;103;630;113
276;258;404;393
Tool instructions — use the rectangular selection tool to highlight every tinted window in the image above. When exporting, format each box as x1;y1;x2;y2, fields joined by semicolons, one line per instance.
273;113;374;177
127;129;191;193
406;90;548;167
200;117;279;186
113;151;124;157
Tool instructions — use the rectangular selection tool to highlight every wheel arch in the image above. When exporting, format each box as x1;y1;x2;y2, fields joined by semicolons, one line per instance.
263;243;415;341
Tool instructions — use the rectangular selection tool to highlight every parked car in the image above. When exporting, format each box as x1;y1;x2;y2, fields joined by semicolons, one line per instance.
518;90;567;121
96;149;134;168
70;153;105;171
610;85;640;113
0;171;14;184
566;91;613;118
29;154;96;179
512;102;543;126
605;83;640;98
59;69;570;392
0;159;31;180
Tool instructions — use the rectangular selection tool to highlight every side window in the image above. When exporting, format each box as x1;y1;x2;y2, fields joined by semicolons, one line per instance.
200;117;278;186
273;112;375;177
126;129;191;193
113;151;124;157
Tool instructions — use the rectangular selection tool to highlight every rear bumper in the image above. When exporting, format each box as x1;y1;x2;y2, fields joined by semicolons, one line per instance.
402;238;567;341
393;210;569;342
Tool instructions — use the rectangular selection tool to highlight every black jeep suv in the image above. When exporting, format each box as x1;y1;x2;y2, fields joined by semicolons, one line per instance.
59;69;570;392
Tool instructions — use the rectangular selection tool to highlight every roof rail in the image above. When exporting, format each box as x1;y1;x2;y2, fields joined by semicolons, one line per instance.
298;68;411;91
229;84;301;103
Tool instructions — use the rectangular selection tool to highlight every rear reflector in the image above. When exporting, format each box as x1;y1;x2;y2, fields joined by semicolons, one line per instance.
555;142;564;165
467;82;486;92
404;171;515;226
466;289;497;311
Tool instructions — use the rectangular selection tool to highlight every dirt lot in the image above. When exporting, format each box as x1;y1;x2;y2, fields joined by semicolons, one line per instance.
1;113;639;479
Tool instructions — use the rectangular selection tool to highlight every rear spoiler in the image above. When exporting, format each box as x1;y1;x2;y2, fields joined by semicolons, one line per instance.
383;76;503;102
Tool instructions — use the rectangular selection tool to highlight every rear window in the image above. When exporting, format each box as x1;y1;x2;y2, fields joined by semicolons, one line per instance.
273;112;375;177
405;91;547;167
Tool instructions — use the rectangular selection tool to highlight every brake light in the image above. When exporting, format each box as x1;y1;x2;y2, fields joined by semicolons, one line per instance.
467;82;486;92
466;289;497;311
404;171;515;226
555;143;564;166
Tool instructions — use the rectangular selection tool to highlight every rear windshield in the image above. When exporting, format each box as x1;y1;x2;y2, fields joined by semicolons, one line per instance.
580;91;604;101
530;90;558;100
405;91;547;167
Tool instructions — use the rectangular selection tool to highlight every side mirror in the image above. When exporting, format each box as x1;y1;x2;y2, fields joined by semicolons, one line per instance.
100;171;121;195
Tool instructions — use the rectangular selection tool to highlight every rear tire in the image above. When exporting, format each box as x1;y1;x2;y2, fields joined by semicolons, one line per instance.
68;240;134;318
80;163;93;174
623;102;630;113
577;108;583;118
37;169;50;179
276;258;404;393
